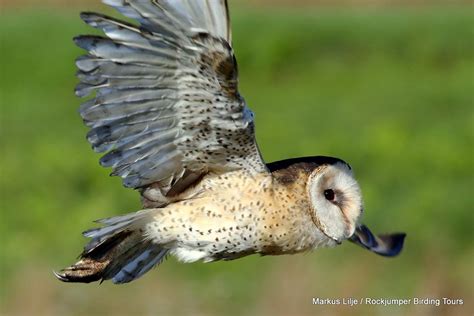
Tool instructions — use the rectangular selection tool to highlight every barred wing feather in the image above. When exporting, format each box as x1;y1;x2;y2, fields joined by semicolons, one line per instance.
75;0;267;196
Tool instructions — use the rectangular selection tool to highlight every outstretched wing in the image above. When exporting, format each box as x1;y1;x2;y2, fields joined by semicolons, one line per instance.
75;0;267;197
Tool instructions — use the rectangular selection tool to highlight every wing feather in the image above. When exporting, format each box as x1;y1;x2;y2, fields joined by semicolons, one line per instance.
75;0;267;200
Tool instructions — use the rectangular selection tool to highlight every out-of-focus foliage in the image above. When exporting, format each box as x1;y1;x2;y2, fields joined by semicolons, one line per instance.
0;5;473;316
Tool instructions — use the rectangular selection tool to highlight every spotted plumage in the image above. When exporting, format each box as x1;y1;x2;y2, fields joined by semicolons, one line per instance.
55;0;405;284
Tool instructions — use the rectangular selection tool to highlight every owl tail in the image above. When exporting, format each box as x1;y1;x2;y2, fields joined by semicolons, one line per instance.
54;209;168;284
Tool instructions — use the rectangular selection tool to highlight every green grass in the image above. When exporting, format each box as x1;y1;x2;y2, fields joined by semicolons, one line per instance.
1;6;473;316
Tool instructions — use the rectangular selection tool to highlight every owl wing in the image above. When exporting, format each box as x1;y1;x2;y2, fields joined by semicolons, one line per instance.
349;225;406;257
75;0;268;196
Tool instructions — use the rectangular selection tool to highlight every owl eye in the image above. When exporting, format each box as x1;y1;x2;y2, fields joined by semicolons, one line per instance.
324;189;335;201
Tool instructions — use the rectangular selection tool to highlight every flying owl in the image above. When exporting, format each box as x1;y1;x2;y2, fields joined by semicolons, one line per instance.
55;0;406;284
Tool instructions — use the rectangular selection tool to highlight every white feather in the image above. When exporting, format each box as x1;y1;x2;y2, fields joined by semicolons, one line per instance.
171;248;208;263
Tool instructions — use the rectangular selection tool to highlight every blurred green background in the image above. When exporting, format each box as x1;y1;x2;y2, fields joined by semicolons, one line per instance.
1;1;473;315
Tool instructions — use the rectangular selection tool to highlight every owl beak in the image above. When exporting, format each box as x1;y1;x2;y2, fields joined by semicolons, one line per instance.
348;224;406;257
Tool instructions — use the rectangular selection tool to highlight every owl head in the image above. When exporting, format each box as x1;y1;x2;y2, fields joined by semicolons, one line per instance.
307;161;362;242
268;156;405;256
304;157;405;256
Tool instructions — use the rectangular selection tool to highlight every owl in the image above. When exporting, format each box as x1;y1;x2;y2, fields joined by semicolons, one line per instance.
55;0;405;284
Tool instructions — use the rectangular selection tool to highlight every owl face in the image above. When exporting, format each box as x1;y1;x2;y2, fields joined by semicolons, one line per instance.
307;162;363;243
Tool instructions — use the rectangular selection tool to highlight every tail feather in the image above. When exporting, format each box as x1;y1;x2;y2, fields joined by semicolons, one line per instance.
55;210;168;284
110;248;168;284
82;208;152;254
